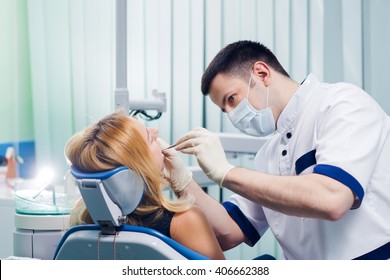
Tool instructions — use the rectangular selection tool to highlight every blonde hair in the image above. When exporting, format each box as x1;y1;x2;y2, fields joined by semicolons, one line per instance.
65;111;193;227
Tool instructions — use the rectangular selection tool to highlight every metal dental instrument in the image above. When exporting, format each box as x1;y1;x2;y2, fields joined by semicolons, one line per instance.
164;144;177;150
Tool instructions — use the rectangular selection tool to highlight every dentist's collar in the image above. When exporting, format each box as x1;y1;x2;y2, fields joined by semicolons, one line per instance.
276;74;320;134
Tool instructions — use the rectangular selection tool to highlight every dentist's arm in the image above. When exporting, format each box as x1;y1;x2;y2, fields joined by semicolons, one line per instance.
158;138;192;192
178;179;247;250
175;128;354;221
159;138;246;250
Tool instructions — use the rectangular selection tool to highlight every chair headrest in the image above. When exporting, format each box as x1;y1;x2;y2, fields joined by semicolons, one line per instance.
70;166;145;227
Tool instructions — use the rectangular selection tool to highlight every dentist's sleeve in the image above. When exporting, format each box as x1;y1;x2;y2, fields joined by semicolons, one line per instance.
223;194;269;246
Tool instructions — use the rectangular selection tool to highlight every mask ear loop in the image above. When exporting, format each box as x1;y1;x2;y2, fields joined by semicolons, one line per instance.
265;86;269;108
246;73;252;100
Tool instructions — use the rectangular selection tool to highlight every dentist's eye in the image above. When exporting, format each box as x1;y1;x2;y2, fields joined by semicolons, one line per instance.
227;95;235;105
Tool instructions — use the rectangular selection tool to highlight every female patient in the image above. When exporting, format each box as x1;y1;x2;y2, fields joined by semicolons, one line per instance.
65;111;225;260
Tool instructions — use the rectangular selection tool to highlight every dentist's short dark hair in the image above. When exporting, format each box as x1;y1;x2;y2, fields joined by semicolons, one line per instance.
201;40;290;95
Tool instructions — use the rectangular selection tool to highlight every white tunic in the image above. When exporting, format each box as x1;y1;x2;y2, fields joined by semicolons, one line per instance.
224;74;390;259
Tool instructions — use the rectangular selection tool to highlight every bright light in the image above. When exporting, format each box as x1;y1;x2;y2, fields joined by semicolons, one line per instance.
36;167;55;185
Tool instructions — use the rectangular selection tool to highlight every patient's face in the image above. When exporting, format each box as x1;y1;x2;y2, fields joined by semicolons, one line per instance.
133;120;164;171
146;127;164;171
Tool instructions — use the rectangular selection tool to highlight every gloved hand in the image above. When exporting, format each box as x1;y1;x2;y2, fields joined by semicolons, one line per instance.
175;127;234;186
158;138;192;192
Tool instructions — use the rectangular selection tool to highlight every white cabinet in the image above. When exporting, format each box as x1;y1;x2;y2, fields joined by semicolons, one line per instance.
0;186;15;259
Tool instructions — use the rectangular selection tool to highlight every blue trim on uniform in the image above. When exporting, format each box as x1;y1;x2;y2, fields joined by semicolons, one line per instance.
222;201;260;246
253;254;276;260
354;241;390;260
313;164;364;206
295;149;317;175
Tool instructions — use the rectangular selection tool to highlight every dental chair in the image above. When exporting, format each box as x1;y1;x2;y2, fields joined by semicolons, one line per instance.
53;166;209;260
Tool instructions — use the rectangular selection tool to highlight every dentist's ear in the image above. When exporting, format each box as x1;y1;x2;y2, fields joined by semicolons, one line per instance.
253;61;271;87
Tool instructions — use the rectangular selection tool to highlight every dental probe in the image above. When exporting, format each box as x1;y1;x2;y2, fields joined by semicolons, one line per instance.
164;144;177;150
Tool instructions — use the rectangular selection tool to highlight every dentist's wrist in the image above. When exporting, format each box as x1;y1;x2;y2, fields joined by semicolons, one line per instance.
210;163;234;187
171;168;193;193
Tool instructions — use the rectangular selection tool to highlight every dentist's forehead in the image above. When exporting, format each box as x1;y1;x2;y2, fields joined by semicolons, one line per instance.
209;73;247;109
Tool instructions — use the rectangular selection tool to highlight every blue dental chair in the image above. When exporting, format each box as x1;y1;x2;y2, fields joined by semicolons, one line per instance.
53;166;209;260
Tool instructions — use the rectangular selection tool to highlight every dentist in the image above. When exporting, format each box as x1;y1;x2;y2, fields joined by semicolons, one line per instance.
163;40;390;259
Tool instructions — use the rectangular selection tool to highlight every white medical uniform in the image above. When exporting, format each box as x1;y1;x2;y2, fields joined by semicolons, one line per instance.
223;74;390;259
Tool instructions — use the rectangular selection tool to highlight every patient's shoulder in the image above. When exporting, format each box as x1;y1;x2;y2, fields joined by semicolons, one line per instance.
170;206;217;243
171;206;207;229
170;206;225;259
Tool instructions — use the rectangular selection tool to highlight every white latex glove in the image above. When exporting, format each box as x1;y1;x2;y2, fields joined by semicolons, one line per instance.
175;127;234;186
158;138;192;192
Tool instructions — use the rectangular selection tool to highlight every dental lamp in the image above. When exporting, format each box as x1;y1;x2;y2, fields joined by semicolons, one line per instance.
115;0;166;120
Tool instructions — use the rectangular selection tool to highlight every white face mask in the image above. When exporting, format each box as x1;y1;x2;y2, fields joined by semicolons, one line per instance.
227;74;275;137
